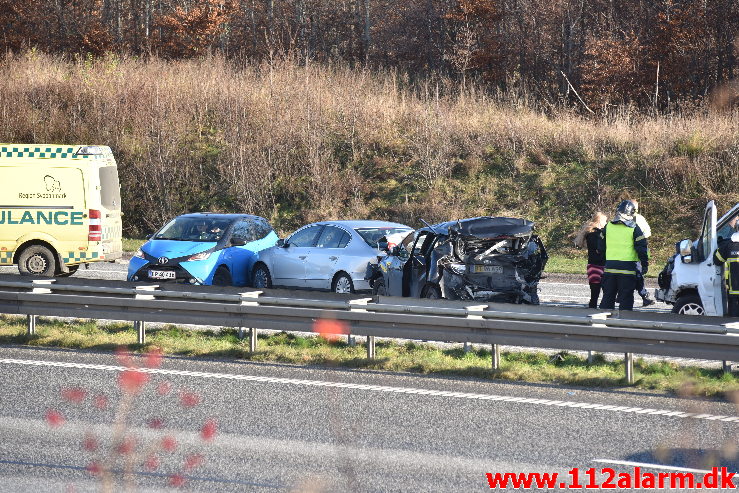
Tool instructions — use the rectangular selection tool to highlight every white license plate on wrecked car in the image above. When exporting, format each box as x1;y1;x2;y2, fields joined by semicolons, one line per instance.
148;269;176;280
472;265;503;274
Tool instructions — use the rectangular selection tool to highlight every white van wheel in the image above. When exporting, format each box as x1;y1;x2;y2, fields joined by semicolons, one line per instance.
672;294;704;316
18;245;57;277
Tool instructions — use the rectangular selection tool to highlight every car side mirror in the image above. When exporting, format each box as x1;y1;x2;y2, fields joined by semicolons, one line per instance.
230;237;246;246
678;239;692;256
678;239;693;263
145;233;153;240
377;241;389;252
276;238;287;248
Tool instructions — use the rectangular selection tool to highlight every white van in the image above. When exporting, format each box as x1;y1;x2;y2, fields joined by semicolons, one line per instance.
655;201;739;316
0;144;123;276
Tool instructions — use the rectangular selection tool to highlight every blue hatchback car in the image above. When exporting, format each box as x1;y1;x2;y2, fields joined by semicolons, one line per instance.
127;213;278;286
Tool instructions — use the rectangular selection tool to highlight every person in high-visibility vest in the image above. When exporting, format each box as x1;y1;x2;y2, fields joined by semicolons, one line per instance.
631;200;655;307
713;231;739;317
597;200;650;311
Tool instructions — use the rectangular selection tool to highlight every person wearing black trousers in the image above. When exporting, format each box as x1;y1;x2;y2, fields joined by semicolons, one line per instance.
598;201;650;311
714;231;739;317
574;212;607;308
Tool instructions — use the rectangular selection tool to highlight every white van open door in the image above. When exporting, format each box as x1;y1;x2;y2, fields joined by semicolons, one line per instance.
696;201;724;316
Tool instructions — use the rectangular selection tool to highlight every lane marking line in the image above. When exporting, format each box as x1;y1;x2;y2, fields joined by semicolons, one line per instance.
0;458;283;488
1;357;737;423
592;459;734;475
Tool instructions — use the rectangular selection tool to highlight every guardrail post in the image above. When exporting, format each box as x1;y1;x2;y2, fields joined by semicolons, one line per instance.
491;344;500;370
624;353;634;384
464;305;487;358
26;280;55;336
133;285;158;345
723;361;732;374
348;298;373;349
366;336;376;359
239;292;262;350
135;321;146;344
249;327;258;353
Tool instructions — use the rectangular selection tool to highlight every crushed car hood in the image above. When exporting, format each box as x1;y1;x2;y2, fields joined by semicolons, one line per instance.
435;217;547;303
435;217;535;239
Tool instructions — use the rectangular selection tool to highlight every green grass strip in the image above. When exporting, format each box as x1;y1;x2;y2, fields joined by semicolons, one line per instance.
1;315;736;399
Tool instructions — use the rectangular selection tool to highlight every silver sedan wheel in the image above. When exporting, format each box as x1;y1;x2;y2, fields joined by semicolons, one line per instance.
334;275;353;294
252;265;271;289
678;303;704;316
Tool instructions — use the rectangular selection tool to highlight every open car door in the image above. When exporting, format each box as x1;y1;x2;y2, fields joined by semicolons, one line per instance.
696;201;724;316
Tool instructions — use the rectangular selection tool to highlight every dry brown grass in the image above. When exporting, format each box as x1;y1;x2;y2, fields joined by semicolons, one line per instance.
0;51;737;250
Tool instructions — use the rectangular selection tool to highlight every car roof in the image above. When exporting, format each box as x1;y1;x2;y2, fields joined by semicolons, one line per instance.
426;216;535;238
313;220;413;229
176;213;266;221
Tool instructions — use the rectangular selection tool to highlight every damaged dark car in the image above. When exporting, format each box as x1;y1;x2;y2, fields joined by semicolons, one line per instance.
366;217;548;304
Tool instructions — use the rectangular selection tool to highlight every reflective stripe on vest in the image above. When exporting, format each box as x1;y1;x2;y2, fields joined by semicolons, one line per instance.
605;223;639;262
728;258;739;295
604;268;637;275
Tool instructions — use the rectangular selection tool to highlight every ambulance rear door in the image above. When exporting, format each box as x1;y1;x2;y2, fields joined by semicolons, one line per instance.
97;164;123;261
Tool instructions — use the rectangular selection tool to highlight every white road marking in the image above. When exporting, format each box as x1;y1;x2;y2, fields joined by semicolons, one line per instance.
541;282;589;287
0;357;736;423
592;459;724;474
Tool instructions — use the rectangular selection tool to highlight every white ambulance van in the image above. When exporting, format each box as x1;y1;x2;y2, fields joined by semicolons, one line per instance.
0;144;123;276
655;200;739;316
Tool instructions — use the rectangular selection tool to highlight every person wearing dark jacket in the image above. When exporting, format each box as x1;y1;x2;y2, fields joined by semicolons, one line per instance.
598;201;650;311
574;212;607;308
714;231;739;317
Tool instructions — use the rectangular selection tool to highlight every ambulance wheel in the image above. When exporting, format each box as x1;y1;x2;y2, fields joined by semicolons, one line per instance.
57;265;79;277
18;245;57;277
672;294;704;316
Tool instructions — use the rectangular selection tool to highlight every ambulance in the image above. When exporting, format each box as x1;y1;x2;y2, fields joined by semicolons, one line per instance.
0;144;123;276
655;201;739;316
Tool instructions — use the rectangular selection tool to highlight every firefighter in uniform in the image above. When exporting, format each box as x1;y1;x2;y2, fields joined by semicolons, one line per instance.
714;231;739;317
598;201;649;311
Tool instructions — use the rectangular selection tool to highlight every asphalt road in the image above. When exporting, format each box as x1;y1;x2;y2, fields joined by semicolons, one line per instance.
0;346;736;492
0;260;670;312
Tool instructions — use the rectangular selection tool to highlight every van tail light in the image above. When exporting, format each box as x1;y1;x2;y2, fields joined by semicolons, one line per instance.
88;209;102;241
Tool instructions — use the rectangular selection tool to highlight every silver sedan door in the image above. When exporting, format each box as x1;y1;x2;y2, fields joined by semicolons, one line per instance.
272;225;323;287
304;226;349;289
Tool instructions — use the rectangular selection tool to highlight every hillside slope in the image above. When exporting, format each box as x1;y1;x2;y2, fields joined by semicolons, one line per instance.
1;52;737;260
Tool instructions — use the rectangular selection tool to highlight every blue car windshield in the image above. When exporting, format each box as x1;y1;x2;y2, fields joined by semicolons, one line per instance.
154;217;231;242
354;227;413;247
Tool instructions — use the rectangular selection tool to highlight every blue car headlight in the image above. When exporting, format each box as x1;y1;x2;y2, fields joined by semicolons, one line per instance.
186;251;211;261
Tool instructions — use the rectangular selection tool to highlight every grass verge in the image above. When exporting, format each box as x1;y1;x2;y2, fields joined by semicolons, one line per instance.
123;238;146;253
2;315;736;399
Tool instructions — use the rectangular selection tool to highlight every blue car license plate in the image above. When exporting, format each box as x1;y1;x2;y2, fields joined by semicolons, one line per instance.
148;269;176;280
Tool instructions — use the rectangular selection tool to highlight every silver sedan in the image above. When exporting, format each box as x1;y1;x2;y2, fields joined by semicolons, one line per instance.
251;220;413;293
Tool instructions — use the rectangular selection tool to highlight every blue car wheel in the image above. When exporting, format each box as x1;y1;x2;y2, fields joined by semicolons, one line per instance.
212;267;232;286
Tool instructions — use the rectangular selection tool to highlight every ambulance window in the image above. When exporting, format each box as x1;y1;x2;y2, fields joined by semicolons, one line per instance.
99;166;121;209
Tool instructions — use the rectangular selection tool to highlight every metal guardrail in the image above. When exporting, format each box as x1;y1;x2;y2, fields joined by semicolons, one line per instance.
0;275;737;383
